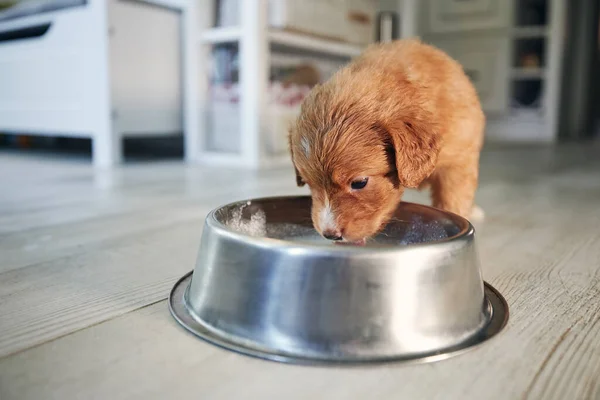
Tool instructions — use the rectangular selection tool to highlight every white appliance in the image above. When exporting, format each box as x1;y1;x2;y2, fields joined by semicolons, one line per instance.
0;0;184;166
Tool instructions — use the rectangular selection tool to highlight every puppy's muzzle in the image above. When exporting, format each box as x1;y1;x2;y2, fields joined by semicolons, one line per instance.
323;230;343;241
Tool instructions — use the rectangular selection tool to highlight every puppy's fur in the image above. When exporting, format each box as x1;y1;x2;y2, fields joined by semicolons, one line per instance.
289;39;484;243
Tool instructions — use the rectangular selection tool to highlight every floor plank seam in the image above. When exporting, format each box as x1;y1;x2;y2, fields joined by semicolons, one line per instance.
0;297;169;360
0;215;205;276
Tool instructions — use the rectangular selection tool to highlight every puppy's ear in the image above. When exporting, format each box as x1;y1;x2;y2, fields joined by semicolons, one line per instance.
381;119;440;188
294;165;305;187
288;131;305;187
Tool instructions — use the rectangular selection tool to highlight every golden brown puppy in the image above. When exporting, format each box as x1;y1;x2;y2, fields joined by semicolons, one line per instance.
288;39;484;244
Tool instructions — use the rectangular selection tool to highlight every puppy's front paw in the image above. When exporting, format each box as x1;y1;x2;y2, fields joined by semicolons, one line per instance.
470;205;485;222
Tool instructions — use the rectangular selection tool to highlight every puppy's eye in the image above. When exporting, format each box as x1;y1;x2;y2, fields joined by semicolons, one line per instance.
350;178;369;190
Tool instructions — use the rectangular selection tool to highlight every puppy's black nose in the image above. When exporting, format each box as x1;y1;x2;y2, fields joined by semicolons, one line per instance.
323;231;343;241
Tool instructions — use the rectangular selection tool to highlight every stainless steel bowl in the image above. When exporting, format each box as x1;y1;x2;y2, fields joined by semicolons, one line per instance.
169;196;508;364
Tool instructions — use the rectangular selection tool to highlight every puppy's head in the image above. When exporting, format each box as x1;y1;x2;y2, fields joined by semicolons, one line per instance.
289;84;440;244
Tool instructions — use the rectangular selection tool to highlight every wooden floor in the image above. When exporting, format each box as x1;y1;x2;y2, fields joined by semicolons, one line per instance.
1;143;600;400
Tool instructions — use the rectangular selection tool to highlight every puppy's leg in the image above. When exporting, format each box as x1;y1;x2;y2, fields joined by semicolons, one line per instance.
470;204;485;221
417;179;431;191
430;158;481;220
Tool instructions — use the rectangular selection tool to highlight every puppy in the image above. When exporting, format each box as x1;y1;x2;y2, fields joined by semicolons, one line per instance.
288;39;484;244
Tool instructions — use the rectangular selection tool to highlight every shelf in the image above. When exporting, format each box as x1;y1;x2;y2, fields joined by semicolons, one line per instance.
486;111;548;143
511;68;545;80
198;151;293;168
508;107;544;120
487;108;544;139
199;27;363;58
268;30;363;58
260;154;293;168
199;27;241;44
512;26;549;38
197;151;246;166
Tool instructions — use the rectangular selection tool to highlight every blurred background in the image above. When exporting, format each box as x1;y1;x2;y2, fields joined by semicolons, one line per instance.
0;0;597;168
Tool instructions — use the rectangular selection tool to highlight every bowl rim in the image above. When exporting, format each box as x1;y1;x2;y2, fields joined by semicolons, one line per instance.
205;195;474;255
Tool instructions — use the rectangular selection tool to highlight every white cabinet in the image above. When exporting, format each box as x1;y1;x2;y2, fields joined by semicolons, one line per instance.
195;0;365;169
0;0;193;167
430;37;510;114
419;0;566;143
108;0;182;137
